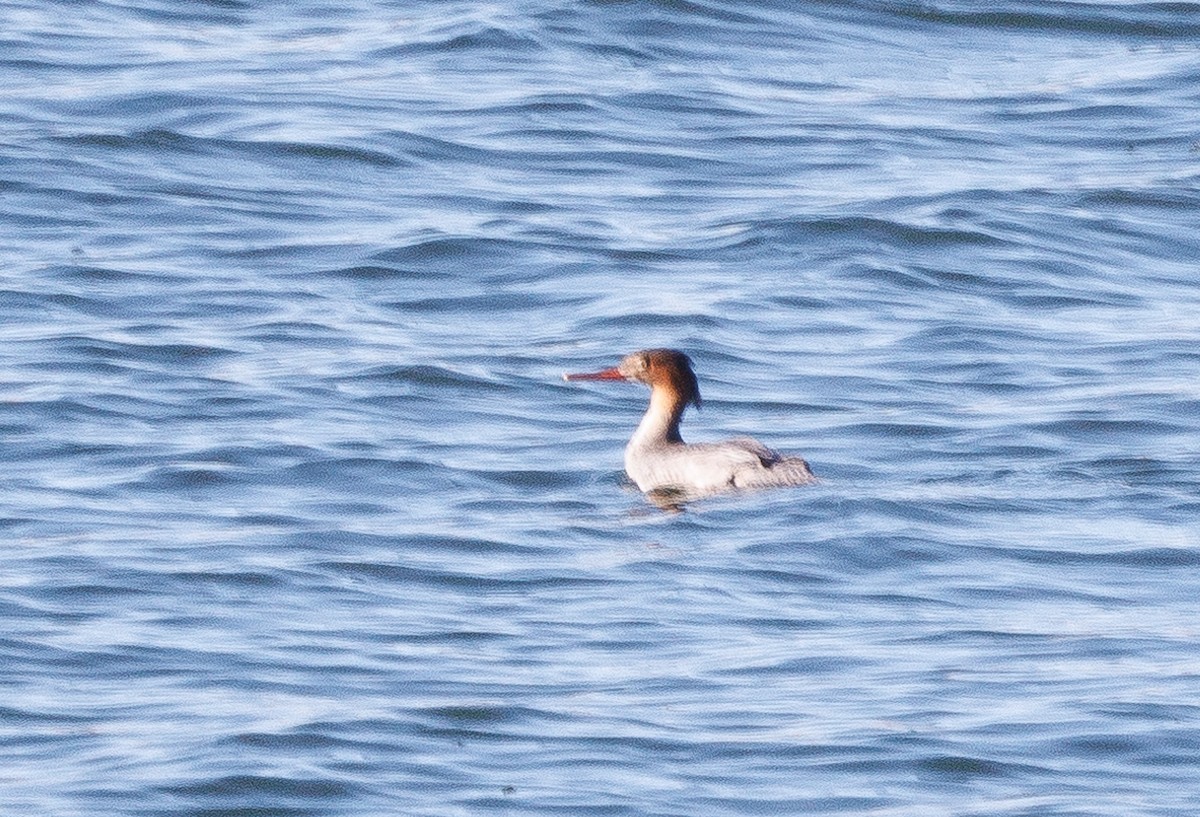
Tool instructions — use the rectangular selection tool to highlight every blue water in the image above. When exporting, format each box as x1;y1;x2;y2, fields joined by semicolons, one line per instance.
4;1;1200;814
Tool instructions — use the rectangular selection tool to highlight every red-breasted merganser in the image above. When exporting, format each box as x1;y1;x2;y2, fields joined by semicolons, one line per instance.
564;348;815;497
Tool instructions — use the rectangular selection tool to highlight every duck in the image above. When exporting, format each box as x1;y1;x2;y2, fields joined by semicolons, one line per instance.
564;348;815;498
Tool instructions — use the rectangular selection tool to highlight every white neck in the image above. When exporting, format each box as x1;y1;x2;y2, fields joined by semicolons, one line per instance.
629;386;685;449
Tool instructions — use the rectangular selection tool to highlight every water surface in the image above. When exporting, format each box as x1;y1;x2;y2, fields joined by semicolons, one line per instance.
3;1;1200;815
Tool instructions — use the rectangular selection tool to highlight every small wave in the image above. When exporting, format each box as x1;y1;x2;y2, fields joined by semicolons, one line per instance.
59;128;409;169
369;25;545;59
160;773;356;801
878;1;1200;38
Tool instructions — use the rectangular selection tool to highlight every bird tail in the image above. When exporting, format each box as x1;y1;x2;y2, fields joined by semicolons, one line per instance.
736;455;817;489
